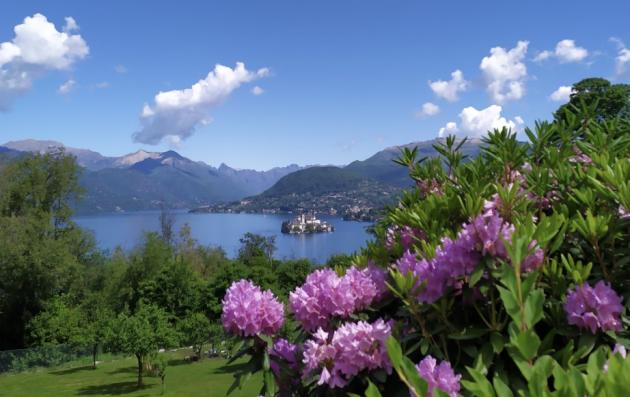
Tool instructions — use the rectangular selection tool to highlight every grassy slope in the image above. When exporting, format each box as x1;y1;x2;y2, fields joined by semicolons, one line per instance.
0;352;261;397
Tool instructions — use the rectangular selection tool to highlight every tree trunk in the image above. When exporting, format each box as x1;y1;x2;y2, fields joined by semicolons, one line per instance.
136;354;144;387
92;344;97;369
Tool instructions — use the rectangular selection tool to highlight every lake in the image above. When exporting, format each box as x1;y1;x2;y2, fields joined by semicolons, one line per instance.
74;211;373;264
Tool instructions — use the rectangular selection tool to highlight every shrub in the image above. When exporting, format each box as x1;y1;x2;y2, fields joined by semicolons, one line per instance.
221;106;630;396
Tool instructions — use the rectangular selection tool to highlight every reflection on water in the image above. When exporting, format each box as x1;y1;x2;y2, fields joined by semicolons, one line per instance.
74;211;373;264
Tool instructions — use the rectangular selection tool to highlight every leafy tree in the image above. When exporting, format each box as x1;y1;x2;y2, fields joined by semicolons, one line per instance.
178;312;212;359
0;151;95;349
555;77;630;121
274;259;314;297
139;259;203;319
28;296;84;346
28;294;113;369
108;304;178;387
238;232;276;265
117;232;173;313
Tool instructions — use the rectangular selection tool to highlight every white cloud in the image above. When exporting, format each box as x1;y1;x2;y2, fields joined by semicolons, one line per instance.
534;39;588;63
549;85;572;102
416;102;440;118
115;64;127;74
480;41;529;104
611;37;630;76
428;70;468;102
0;13;88;110
438;105;522;138
95;81;110;89
63;17;79;32
251;85;264;96
58;78;75;95
533;50;552;62
438;122;459;137
133;62;269;145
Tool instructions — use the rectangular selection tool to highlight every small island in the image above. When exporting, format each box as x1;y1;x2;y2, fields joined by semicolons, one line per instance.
281;213;334;234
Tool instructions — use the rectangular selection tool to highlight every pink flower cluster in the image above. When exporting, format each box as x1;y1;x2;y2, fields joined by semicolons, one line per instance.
412;355;461;397
221;280;284;337
395;212;544;303
269;338;300;390
565;281;624;334
289;266;387;332
303;319;392;388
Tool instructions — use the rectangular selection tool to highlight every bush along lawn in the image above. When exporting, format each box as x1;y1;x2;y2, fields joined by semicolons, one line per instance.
0;350;261;397
221;105;630;396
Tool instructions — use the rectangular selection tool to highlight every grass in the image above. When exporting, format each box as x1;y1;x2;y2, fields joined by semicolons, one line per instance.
0;350;261;397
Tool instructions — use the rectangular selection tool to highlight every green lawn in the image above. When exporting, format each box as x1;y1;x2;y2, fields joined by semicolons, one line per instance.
0;351;261;397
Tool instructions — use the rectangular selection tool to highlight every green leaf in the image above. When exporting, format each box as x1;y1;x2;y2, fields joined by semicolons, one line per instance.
492;376;513;397
524;289;544;328
365;380;383;397
461;367;496;397
490;333;505;354
512;329;541;361
469;263;485;287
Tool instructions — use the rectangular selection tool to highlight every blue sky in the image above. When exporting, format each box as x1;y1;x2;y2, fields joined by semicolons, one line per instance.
1;1;629;170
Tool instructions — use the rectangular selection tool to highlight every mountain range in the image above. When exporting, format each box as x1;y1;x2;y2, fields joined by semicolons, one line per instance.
0;138;483;214
1;140;302;213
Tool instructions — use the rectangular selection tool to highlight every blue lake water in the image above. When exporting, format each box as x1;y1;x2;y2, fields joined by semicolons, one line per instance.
74;211;373;264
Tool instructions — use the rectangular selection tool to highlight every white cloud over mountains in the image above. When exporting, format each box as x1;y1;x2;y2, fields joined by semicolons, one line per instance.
0;13;88;110
438;105;522;139
480;41;529;104
534;39;588;63
429;70;468;102
133;62;269;145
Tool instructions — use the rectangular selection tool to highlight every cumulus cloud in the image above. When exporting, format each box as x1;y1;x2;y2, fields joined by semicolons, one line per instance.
428;70;468;102
416;102;440;118
534;39;588;63
549;85;572;102
0;13;88;110
114;64;127;74
133;62;269;145
610;37;630;76
251;85;264;95
480;41;529;104
95;81;110;89
438;105;522;139
58;78;75;95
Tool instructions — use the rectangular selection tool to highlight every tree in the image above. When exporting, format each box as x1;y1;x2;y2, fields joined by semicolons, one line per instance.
554;77;630;121
238;232;276;265
109;304;178;387
177;312;212;360
0;151;95;349
159;207;175;245
28;294;113;369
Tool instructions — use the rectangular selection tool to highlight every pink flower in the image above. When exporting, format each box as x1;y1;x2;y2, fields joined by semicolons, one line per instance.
290;266;385;332
303;319;392;388
565;281;624;333
221;280;284;337
413;355;461;397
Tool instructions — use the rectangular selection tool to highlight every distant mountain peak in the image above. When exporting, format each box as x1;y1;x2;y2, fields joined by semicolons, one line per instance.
3;139;65;152
160;150;185;160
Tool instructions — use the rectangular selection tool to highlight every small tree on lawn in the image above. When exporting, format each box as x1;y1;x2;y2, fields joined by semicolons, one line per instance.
109;304;178;387
177;312;211;360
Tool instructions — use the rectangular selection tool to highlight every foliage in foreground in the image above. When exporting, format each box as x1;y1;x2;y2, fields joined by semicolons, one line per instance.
222;102;630;396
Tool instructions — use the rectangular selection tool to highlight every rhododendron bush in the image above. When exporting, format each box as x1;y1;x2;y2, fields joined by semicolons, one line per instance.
221;107;630;396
